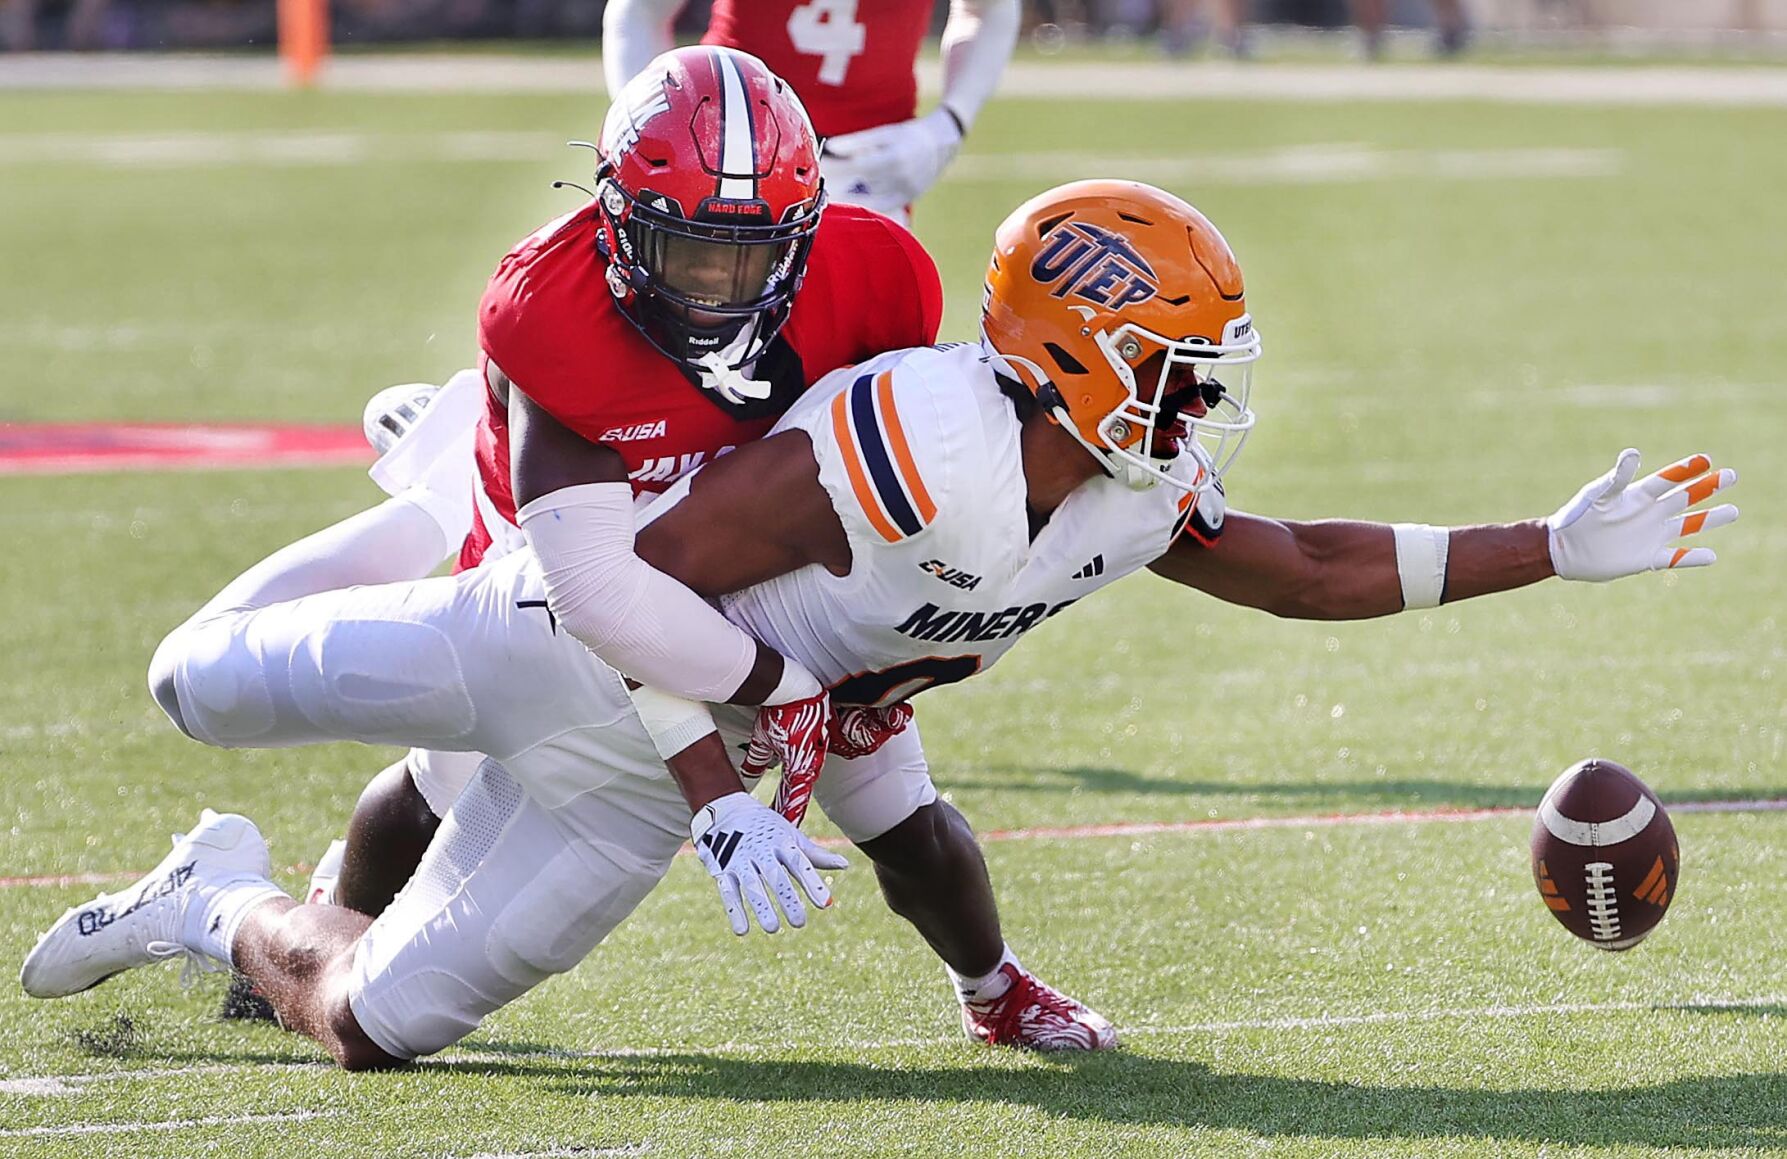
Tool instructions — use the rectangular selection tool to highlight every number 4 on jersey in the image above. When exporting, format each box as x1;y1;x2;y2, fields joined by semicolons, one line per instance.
786;0;867;86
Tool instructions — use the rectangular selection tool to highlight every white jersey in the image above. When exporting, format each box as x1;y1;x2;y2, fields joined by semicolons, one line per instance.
696;343;1224;707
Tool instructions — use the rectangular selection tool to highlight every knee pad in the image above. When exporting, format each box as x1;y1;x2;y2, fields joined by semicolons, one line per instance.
287;618;477;747
158;617;277;747
488;841;670;983
345;951;485;1062
146;631;193;739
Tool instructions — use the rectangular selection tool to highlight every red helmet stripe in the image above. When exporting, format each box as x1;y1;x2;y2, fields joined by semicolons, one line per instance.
713;49;757;202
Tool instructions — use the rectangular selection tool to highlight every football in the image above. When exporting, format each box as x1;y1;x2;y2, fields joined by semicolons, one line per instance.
1530;759;1680;950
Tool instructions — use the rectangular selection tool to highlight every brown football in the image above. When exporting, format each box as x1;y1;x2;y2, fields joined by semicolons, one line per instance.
1530;759;1679;950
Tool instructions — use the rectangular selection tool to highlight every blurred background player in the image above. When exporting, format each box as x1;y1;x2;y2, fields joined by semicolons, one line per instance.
1354;0;1469;58
1159;0;1251;58
603;0;1020;224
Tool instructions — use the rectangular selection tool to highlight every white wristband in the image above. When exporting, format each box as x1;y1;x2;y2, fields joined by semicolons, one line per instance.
628;685;717;760
764;656;823;706
1392;523;1450;610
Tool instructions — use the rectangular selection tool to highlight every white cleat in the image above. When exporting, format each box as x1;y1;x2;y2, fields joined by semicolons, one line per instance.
363;370;483;550
20;810;271;999
362;382;442;457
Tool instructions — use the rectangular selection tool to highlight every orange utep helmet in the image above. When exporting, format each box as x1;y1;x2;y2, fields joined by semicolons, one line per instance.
981;180;1260;493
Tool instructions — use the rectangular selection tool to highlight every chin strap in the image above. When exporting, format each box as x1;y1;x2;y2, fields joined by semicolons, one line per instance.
696;326;772;405
697;352;772;404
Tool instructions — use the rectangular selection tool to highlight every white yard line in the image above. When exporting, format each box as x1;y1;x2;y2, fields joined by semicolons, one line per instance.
9;55;1787;107
0;1109;344;1137
953;797;1787;847
945;145;1621;185
0;129;564;168
0;1061;323;1096
0;132;1621;188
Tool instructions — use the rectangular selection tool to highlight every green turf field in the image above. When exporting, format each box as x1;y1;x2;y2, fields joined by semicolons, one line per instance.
1;69;1784;1157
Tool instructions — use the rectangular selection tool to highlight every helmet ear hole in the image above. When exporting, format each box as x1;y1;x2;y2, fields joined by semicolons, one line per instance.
1043;342;1089;377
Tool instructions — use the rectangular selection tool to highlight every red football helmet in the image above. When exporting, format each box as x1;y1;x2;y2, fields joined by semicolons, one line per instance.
594;46;826;395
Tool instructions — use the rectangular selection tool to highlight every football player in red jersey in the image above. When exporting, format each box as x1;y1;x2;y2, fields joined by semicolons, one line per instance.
147;46;942;928
604;0;1020;224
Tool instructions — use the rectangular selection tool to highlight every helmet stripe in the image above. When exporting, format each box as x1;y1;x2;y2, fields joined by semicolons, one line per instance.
714;49;757;202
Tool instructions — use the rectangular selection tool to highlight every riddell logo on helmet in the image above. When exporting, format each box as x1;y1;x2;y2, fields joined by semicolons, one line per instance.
1031;221;1159;310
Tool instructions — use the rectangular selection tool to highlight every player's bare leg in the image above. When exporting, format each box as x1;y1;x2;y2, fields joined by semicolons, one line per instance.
335;757;441;917
858;800;1004;975
229;898;403;1070
225;763;442;1030
858;800;1116;1051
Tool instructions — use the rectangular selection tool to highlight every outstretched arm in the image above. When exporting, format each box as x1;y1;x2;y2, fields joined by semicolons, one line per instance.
821;0;1020;210
1149;513;1553;619
1150;450;1737;619
601;0;683;98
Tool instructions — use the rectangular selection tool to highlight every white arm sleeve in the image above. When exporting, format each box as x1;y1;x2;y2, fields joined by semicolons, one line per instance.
602;0;685;98
938;0;1020;128
519;480;761;703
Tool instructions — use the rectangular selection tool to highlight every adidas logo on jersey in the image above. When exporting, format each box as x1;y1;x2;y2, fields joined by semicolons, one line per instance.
1070;554;1106;581
599;420;667;442
919;559;982;591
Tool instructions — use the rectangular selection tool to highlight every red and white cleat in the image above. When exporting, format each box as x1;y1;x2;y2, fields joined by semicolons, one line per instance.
959;964;1119;1052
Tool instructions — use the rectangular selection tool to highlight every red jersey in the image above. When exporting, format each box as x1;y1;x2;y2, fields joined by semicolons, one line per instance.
704;0;933;139
461;200;943;569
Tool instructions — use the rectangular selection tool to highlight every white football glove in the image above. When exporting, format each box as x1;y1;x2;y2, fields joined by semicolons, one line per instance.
1547;449;1738;583
690;791;849;936
822;107;964;213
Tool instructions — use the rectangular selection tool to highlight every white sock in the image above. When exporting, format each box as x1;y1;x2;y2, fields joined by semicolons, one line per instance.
949;944;1021;1006
306;838;347;906
186;878;288;967
397;483;471;553
367;366;482;540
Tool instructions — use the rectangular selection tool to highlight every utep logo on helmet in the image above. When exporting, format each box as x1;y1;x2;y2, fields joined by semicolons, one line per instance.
1031;221;1158;309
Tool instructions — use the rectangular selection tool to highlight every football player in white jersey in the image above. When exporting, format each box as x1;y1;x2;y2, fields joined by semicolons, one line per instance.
22;181;1739;1068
